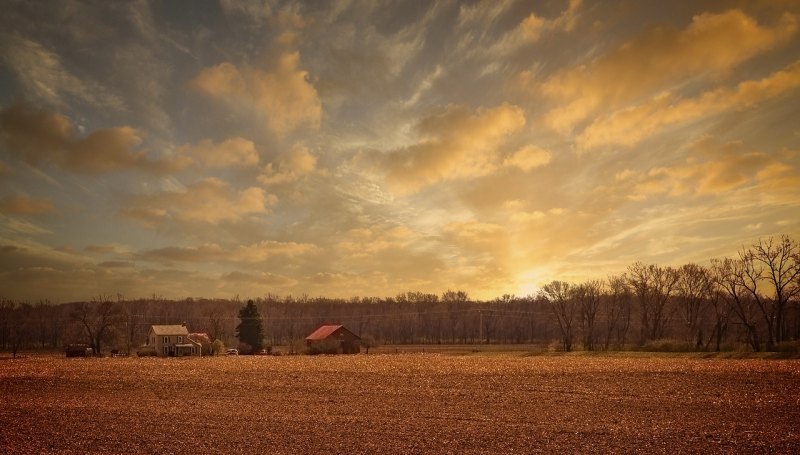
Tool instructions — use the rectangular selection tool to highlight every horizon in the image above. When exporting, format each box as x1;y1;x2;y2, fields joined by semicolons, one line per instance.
1;1;799;303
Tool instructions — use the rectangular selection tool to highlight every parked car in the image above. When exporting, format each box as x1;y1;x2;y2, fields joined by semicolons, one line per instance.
225;348;238;356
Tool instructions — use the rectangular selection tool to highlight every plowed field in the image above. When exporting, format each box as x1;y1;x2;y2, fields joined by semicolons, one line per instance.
2;354;799;454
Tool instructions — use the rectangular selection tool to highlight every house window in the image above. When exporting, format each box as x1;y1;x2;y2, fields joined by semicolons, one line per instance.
163;346;168;355
177;336;182;343
164;336;169;344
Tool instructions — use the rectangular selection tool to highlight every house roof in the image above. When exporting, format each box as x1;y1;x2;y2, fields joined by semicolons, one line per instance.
150;325;189;336
305;324;360;341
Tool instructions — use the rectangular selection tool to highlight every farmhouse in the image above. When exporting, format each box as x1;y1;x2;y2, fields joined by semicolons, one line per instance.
147;324;201;357
305;324;361;354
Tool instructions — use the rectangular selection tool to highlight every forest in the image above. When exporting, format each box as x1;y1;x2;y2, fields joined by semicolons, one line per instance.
1;235;799;355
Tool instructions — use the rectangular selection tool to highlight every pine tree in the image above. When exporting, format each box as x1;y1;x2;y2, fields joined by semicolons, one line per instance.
235;300;263;353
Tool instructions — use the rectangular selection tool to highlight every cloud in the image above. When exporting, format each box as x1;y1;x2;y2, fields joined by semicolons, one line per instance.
0;102;179;174
258;143;318;184
0;194;54;216
178;137;259;168
375;103;526;193
510;208;565;223
137;244;224;263
541;9;797;132
230;240;319;263
123;178;276;226
578;60;800;150
509;0;582;43
503;145;552;171
138;240;318;264
334;224;415;258
190;52;322;136
99;261;135;269
454;0;582;63
220;271;297;287
628;137;797;200
0;35;123;110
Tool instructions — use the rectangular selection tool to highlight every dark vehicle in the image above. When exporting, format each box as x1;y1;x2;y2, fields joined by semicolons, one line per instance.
65;344;92;357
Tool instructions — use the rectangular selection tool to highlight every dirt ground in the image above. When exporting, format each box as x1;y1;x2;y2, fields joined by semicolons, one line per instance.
1;353;799;454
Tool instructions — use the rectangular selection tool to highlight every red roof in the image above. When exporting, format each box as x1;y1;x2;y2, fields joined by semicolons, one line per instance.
306;325;360;341
188;333;211;344
305;324;345;341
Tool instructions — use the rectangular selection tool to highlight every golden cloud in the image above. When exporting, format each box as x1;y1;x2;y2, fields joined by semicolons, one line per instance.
178;137;259;168
220;271;297;288
628;137;797;200
578;60;800;149
258;143;318;185
137;239;317;264
334;224;415;258
442;220;511;274
230;240;319;263
460;0;581;61
0;102;180;173
542;9;797;132
378;103;526;193
191;52;321;136
123;178;276;226
503;145;552;171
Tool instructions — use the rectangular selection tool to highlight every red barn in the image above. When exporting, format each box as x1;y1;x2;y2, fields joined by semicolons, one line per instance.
305;324;361;354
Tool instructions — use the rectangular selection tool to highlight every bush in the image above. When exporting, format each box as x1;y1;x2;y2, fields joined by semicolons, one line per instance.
211;339;226;356
775;341;800;353
136;346;157;357
639;340;695;352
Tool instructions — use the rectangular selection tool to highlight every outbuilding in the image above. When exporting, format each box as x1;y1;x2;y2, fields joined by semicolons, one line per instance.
305;324;361;354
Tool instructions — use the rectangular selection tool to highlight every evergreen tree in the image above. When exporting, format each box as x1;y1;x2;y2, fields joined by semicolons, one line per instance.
235;300;263;353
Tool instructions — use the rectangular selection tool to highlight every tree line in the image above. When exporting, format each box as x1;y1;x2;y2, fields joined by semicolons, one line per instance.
1;235;799;355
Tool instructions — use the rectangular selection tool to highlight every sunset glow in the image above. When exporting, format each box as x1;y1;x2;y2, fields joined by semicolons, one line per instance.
1;1;799;302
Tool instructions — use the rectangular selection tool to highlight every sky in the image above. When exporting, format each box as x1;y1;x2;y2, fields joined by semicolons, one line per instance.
1;0;799;303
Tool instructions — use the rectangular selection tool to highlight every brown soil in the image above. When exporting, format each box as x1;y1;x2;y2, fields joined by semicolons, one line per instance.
1;354;799;454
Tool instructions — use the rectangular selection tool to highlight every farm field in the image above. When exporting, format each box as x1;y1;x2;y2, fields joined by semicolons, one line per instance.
1;354;799;454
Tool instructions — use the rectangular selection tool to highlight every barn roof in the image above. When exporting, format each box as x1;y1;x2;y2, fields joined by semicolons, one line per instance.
150;324;189;336
305;324;359;341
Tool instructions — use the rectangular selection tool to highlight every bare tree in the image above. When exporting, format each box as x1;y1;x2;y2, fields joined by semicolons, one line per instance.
8;301;32;358
628;262;680;344
0;298;12;350
677;263;712;348
443;290;468;343
576;280;603;351
70;296;122;355
604;275;632;350
712;257;762;351
206;307;227;343
542;281;576;351
706;286;729;352
749;236;800;347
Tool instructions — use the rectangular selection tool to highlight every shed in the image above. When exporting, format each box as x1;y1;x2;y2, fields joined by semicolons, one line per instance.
305;324;361;354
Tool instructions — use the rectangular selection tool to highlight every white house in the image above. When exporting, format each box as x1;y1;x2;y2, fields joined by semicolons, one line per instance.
147;324;201;357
